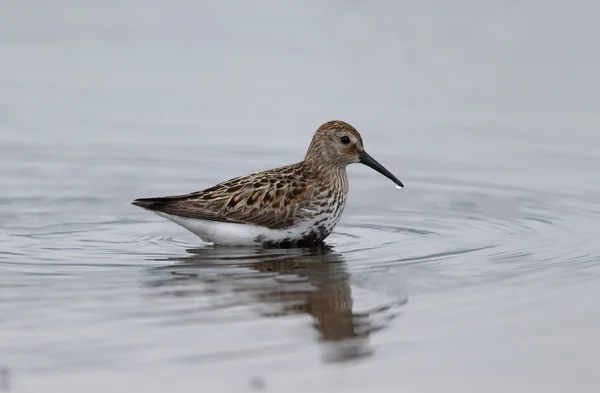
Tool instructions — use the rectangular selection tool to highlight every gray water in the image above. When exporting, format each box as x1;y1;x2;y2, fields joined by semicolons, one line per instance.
2;1;600;392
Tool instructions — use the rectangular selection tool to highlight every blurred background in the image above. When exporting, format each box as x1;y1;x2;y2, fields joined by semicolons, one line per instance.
1;1;599;392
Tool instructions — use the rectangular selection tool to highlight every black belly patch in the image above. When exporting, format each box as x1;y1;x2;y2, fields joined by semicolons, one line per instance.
259;225;330;249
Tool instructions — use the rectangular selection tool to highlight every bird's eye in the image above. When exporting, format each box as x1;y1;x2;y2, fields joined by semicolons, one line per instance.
340;136;351;145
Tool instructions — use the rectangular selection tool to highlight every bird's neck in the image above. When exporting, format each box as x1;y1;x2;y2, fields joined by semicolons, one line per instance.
303;159;348;192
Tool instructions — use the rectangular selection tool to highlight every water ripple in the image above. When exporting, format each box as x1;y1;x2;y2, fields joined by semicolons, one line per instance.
2;136;600;379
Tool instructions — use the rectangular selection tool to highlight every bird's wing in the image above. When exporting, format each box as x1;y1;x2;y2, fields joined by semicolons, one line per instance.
132;164;321;230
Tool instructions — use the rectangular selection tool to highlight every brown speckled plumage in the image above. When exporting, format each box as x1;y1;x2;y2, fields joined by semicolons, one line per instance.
132;120;403;247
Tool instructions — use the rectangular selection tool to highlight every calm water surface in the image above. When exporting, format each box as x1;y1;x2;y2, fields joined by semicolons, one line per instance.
2;1;600;392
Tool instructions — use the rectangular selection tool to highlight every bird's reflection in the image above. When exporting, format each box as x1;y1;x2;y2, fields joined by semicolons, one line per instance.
145;245;403;364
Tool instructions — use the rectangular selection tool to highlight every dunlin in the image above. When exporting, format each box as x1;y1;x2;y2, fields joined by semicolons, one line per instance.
132;120;403;248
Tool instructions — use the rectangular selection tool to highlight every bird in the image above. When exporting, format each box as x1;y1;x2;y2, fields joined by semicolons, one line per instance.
132;120;404;248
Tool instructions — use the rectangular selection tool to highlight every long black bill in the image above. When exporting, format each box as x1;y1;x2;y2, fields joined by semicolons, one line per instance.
359;150;404;188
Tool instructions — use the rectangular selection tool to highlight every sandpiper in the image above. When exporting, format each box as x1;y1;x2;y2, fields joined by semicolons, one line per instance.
132;120;403;248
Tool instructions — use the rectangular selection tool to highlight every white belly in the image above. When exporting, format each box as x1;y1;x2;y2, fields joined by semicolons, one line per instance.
154;212;323;247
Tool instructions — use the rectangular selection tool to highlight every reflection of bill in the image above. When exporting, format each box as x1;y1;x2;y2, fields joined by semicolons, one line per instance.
148;246;407;364
0;366;10;392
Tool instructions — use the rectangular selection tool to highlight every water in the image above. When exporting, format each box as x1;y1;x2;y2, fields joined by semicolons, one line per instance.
2;1;600;392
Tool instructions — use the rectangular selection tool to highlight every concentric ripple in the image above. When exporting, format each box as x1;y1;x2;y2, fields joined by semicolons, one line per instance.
327;180;600;296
